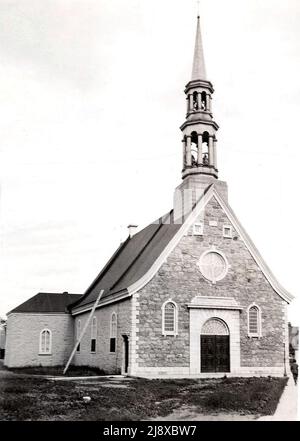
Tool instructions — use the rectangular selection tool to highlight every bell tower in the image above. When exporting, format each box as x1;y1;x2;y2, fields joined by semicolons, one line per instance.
174;15;227;221
181;15;219;180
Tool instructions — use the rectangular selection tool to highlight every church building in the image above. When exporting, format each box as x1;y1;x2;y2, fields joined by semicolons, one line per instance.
4;16;294;378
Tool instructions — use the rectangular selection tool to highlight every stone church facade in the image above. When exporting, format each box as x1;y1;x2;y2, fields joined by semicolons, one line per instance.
4;16;293;378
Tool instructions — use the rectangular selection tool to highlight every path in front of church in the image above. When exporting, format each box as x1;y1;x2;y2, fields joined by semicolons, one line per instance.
258;376;298;421
149;408;258;421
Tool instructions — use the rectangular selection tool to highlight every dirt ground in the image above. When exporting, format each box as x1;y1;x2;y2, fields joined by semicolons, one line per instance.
149;405;258;421
0;362;287;421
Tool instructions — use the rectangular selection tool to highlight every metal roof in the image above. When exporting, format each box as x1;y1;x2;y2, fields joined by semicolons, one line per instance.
70;211;181;310
8;292;81;314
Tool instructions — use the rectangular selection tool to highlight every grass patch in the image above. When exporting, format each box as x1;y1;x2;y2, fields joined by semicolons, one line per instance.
0;376;287;421
199;376;288;415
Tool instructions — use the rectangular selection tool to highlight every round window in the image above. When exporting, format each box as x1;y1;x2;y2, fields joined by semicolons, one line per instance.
198;250;228;283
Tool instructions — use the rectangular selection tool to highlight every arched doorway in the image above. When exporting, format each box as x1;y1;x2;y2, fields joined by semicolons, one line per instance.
201;318;230;373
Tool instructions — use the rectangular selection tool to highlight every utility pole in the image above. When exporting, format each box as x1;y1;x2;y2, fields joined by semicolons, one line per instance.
63;289;104;375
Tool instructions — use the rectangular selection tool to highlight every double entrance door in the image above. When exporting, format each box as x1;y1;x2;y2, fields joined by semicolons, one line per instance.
201;335;230;373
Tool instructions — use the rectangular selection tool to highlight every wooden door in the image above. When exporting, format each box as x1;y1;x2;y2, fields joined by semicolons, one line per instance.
201;335;230;373
122;335;129;374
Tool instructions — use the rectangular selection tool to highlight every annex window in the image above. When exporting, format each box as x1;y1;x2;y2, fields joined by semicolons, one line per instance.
110;313;117;352
91;316;97;353
248;304;261;337
39;329;52;355
162;300;178;336
193;222;204;236
223;225;232;238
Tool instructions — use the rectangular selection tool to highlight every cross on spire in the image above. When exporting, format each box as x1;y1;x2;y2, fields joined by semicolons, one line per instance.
197;0;201;17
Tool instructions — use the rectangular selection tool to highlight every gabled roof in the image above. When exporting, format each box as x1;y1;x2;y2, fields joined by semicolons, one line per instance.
71;211;182;311
71;183;294;314
211;189;294;303
8;292;81;315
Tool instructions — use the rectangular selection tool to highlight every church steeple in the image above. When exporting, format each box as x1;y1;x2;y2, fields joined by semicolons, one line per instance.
180;15;219;181
191;16;207;81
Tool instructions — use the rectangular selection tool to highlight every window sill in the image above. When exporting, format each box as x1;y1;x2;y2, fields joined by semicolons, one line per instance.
38;353;52;356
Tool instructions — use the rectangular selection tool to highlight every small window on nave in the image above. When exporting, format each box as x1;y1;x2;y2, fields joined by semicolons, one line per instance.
76;320;81;352
110;313;117;353
91;316;97;353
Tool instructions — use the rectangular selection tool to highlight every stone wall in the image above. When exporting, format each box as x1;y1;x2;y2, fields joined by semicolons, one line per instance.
73;298;131;374
4;313;74;368
135;196;287;373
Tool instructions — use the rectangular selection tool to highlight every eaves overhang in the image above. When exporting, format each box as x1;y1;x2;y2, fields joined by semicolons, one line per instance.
185;80;214;94
180;119;219;131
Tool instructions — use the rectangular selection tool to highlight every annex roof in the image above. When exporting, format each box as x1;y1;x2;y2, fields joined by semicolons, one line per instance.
8;292;81;315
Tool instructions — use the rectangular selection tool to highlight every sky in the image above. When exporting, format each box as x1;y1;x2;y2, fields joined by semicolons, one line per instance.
0;0;299;326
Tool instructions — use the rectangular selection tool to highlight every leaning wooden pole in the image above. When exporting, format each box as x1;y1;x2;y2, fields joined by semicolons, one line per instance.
63;289;104;375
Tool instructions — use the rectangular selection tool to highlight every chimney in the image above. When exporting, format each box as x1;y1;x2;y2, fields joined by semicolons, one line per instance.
127;224;138;238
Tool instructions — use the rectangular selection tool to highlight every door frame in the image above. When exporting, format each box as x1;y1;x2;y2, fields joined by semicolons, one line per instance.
189;308;241;375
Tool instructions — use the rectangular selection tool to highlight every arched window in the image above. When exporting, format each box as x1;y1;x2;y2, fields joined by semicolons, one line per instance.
91;316;97;353
193;91;198;110
202;131;209;165
191;131;198;167
247;304;261;337
202;318;229;335
162;300;178;336
201;91;207;110
76;320;81;352
39;329;52;354
110;312;117;352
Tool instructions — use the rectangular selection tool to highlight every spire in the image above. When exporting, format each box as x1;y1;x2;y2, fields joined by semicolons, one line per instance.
180;14;219;182
191;16;207;81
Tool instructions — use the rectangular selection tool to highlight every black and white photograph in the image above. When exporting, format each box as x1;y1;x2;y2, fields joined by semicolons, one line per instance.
0;0;299;426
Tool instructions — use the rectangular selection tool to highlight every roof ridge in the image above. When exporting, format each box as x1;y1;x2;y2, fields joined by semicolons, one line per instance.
109;212;173;291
